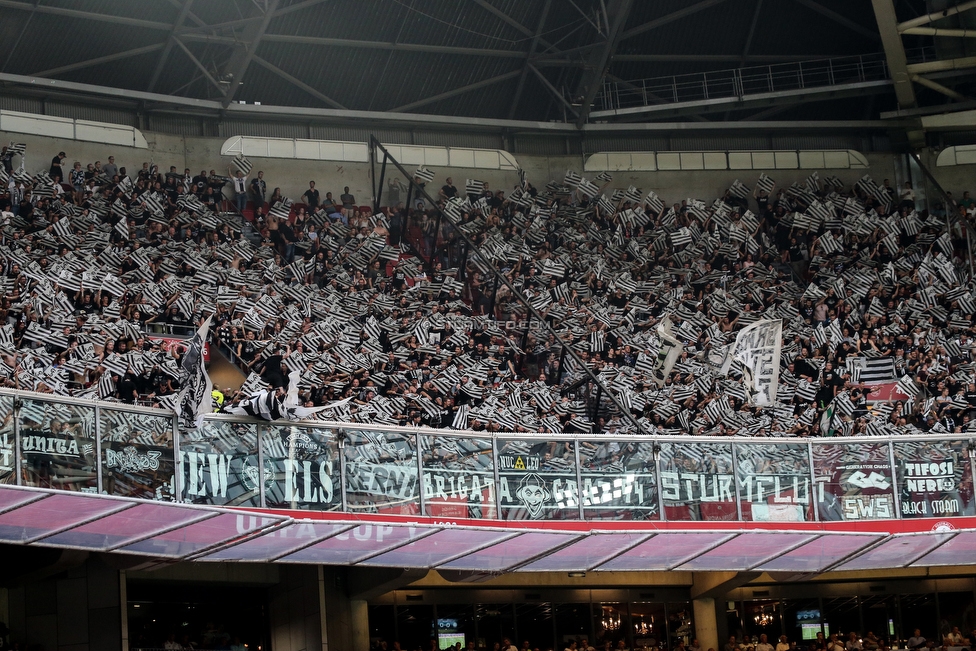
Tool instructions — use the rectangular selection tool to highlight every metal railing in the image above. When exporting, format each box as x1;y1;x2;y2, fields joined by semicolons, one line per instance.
2;387;975;525
596;53;892;112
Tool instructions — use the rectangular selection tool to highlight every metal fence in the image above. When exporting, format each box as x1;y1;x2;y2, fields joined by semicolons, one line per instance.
2;387;974;525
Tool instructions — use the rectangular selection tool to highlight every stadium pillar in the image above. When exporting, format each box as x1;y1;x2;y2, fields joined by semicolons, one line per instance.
693;597;721;651
351;599;370;651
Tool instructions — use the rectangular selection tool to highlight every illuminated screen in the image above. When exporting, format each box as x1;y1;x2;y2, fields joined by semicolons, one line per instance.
801;624;828;640
439;633;465;649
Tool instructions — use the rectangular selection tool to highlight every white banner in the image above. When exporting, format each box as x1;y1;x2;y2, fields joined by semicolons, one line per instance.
176;316;213;429
651;316;683;387
727;319;782;406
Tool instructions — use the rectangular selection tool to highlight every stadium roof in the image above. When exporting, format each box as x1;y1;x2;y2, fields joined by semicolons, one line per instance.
0;0;973;139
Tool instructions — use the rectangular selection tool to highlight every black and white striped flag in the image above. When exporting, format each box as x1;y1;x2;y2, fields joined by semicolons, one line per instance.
755;174;775;194
7;142;26;156
577;178;600;198
644;191;664;215
414;167;435;183
232;154;252;176
564;170;582;188
595;171;612;183
728;180;750;199
465;179;486;195
897;375;919;398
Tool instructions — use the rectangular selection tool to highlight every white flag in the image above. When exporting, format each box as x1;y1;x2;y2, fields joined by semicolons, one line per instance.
650;316;683;387
175;315;214;429
724;319;782;406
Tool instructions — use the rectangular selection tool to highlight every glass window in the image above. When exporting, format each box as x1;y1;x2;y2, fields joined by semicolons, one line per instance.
735;443;813;522
813;443;895;521
344;429;420;515
555;603;591;649
822;597;861;639
20;399;97;491
497;439;579;520
263;424;341;511
859;595;902;646
595;603;630;650
476;604;517;650
782;598;824;643
369;605;396;648
515;603;554;651
898;594;936;643
435;605;476;651
422;433;496;519
667;602;694;648
179;420;260;507
659;442;736;521
101;408;176;500
937;592;974;643
0;395;14;484
580;441;658;521
893;441;976;518
397;605;435;651
630;603;666;651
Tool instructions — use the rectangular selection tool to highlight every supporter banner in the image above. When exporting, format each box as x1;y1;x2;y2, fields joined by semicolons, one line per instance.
180;421;261;507
725;319;782;406
0;396;12;484
651;316;683;387
100;409;176;501
343;429;421;514
659;442;737;521
263;425;342;511
425;436;496;518
894;440;975;518
735;443;814;521
19;400;98;492
150;336;211;362
813;443;895;521
580;440;658;519
865;382;912;404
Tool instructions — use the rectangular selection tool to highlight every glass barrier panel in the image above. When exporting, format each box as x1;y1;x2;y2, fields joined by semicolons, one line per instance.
343;429;420;515
894;440;976;518
263;424;341;511
579;440;658;520
179;420;260;507
421;434;496;519
0;396;13;484
659;442;736;521
100;408;176;500
497;439;579;520
813;442;896;521
734;443;814;522
19;399;97;492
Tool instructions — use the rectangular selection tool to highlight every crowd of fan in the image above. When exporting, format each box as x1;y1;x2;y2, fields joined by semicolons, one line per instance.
1;142;976;437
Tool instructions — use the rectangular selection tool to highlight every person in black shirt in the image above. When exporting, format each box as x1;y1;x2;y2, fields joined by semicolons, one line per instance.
439;177;458;200
50;152;66;182
302;181;320;209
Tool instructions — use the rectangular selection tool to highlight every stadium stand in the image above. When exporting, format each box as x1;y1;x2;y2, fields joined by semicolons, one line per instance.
1;143;975;438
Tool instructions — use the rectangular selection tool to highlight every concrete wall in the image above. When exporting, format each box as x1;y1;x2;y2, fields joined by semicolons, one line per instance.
8;128;975;212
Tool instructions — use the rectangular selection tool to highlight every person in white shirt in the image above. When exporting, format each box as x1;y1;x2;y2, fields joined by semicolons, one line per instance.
228;168;248;213
945;628;964;645
846;632;862;651
908;630;927;649
775;636;790;651
756;634;774;651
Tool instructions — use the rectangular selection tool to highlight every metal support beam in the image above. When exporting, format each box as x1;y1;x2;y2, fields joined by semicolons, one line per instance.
259;33;525;58
911;74;969;100
468;0;559;54
33;44;165;78
870;0;917;108
527;63;578;117
740;0;764;65
0;0;172;30
149;0;198;93
899;0;976;31
610;53;845;63
621;0;728;40
172;38;225;93
573;0;635;126
392;69;521;113
221;0;281;107
902;27;976;38
250;55;347;109
508;0;552;119
907;56;976;74
792;0;881;41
